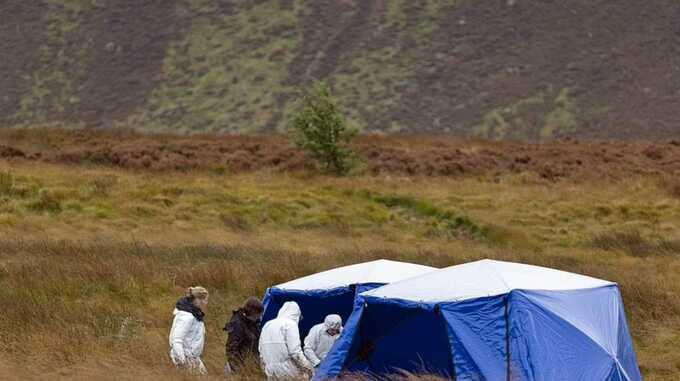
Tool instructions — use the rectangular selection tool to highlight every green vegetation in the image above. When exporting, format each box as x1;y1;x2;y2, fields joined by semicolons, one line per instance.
474;92;554;140
289;81;357;175
361;191;487;239
144;0;302;133
16;1;92;124
541;88;577;139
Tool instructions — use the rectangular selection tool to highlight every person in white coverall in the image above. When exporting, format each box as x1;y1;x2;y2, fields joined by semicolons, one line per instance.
303;314;343;368
169;286;209;375
259;301;314;380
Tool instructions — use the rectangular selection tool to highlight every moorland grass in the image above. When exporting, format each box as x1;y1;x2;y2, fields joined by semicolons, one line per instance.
0;161;678;380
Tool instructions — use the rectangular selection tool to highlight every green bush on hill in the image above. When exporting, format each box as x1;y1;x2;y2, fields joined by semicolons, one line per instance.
289;81;357;176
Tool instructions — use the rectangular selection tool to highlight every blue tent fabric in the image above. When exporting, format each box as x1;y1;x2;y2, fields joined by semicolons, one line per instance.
507;286;641;381
615;293;643;381
440;295;508;381
316;296;455;379
316;298;366;378
314;284;641;381
344;297;455;377
261;283;384;339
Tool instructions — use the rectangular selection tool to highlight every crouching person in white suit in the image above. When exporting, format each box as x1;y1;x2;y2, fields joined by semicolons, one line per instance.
169;287;209;375
259;301;314;380
303;314;343;368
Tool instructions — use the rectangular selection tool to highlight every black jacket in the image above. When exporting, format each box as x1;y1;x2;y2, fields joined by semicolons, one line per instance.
224;309;261;370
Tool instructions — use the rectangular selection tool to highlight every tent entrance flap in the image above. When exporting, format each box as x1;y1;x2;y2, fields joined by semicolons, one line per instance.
261;283;385;339
343;300;455;378
262;286;356;338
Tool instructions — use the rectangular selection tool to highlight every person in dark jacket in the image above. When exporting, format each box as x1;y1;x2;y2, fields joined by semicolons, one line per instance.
224;297;264;374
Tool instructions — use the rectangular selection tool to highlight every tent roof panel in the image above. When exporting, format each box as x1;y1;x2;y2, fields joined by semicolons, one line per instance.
362;259;614;303
275;259;437;291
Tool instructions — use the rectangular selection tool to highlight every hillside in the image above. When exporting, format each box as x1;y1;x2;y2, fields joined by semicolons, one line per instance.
2;0;679;139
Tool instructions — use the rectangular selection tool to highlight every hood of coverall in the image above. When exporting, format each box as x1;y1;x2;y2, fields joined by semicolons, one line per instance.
276;301;302;324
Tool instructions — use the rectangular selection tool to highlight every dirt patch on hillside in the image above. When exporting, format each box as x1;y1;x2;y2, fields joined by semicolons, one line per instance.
2;129;680;180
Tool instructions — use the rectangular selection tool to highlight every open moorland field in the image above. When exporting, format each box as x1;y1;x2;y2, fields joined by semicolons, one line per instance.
0;130;679;380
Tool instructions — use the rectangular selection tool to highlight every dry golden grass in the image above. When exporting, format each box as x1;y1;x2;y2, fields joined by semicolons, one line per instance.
0;159;678;380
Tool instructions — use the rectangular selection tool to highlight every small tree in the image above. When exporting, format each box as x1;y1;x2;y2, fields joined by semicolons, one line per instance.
289;81;357;175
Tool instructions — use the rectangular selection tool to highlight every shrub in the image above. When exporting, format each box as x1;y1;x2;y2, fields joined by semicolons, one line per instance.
289;81;357;175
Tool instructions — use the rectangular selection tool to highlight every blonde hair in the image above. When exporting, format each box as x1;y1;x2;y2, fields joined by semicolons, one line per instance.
186;286;209;300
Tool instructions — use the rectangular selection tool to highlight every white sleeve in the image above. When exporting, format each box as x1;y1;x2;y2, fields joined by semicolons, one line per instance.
285;322;314;370
304;326;322;367
170;313;193;364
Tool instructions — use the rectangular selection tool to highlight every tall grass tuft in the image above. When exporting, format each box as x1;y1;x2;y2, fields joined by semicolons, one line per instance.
0;171;14;196
590;230;680;257
89;175;118;197
28;189;63;213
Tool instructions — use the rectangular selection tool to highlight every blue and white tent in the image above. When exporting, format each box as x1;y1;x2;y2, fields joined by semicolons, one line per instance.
316;259;642;381
261;259;436;339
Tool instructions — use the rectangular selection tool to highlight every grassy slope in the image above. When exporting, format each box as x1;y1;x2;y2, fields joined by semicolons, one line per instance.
145;0;302;134
141;0;444;134
0;160;679;380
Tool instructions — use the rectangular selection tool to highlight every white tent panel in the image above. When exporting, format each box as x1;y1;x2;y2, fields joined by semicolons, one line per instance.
275;259;437;291
362;259;614;303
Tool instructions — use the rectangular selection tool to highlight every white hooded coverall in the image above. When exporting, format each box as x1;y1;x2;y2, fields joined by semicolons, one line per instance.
303;315;343;367
259;301;314;379
169;308;207;375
